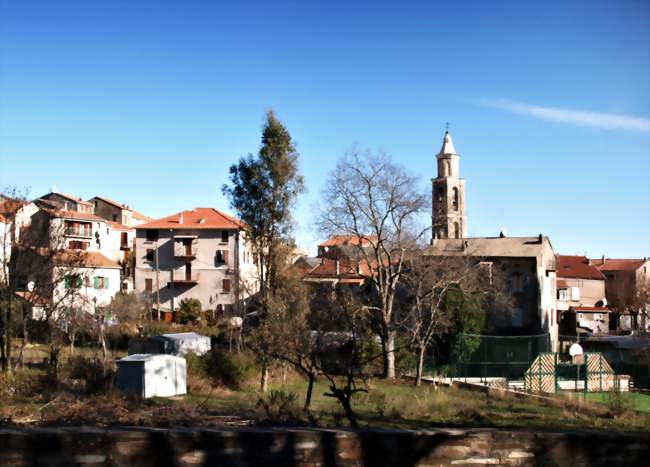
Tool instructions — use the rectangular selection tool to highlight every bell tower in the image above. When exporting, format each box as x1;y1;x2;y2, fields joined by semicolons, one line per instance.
432;128;467;240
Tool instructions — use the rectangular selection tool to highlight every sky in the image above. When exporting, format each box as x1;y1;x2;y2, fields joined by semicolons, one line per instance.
1;0;649;257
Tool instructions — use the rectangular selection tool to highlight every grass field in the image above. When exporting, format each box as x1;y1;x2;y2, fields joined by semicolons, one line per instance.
584;391;650;413
3;342;649;431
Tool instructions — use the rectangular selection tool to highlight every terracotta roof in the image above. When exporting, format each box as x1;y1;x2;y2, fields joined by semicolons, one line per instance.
54;251;121;269
590;258;647;272
319;235;377;247
107;221;132;231
54;210;106;222
14;291;48;305
0;197;27;220
305;258;370;280
136;208;244;230
572;306;610;312
556;279;568;289
557;255;605;280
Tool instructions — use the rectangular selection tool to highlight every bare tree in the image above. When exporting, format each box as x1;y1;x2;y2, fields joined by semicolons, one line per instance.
316;151;429;378
400;253;497;386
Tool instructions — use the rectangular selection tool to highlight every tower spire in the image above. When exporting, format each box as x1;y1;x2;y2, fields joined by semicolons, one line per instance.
432;127;466;240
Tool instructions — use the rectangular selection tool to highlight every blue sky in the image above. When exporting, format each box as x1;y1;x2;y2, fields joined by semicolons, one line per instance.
1;0;648;257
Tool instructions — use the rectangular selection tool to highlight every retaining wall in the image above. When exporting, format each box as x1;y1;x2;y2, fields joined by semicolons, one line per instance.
0;426;648;466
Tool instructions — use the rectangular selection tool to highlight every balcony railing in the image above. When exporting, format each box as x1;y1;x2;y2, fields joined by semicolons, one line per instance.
65;227;92;238
170;272;200;285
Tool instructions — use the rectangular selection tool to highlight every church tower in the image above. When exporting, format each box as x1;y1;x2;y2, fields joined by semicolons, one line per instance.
432;129;467;240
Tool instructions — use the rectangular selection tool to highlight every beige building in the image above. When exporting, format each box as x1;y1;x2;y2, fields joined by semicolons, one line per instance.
428;236;558;350
590;257;650;332
556;255;608;335
89;196;150;227
432;130;467;240
134;208;258;318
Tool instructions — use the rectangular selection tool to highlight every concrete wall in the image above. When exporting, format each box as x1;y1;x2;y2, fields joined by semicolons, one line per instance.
134;228;257;312
0;427;647;466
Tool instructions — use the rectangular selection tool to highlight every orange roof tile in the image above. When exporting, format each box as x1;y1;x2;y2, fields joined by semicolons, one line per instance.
318;235;377;248
557;255;605;280
55;210;106;222
136;208;244;230
106;221;132;231
590;258;647;272
54;251;121;269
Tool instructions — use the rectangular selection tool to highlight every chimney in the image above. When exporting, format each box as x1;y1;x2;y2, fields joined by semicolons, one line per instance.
179;213;184;224
602;255;606;264
538;234;543;244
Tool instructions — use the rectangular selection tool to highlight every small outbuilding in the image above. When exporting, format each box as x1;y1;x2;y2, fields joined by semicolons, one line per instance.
128;332;211;357
115;354;187;398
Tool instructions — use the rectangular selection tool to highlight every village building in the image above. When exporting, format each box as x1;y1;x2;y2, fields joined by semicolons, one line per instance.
89;196;151;227
427;130;558;350
556;255;609;336
590;257;650;332
134;208;258;319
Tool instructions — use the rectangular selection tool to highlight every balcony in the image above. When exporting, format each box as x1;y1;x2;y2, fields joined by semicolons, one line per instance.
174;236;198;259
169;272;200;286
65;227;92;238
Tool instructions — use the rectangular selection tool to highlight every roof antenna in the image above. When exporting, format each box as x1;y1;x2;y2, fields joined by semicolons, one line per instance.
445;122;450;133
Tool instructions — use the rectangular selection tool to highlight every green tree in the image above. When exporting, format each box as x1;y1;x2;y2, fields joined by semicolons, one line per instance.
178;298;202;325
222;110;305;391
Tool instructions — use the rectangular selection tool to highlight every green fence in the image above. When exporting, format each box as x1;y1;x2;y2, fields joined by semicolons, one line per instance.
450;333;551;380
558;335;649;389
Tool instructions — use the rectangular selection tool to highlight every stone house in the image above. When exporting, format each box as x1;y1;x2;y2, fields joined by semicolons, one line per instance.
556;255;609;335
590;257;650;332
427;235;559;350
134;208;258;318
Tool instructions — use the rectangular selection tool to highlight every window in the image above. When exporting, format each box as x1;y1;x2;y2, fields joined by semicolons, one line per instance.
145;278;153;293
64;275;82;289
454;222;460;239
64;221;91;237
216;250;229;265
221;230;229;243
112;214;118;222
69;240;89;250
509;273;524;293
145;249;154;262
222;279;231;293
120;232;128;247
93;276;110;289
558;289;568;301
452;187;459;211
145;229;158;242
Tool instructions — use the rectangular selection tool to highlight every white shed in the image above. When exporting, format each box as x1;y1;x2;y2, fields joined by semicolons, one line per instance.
115;354;187;398
154;332;212;357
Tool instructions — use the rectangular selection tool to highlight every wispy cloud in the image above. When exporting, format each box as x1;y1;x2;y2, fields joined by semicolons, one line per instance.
476;98;650;132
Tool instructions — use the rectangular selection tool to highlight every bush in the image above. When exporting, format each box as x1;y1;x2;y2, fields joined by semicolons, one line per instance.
186;349;257;389
255;389;306;425
67;356;115;394
0;368;54;402
177;298;202;325
606;391;634;416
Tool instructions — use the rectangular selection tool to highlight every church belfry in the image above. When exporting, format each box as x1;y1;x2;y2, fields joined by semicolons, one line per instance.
432;129;467;240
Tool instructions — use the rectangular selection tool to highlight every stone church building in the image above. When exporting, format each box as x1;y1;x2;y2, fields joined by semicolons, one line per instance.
428;130;559;350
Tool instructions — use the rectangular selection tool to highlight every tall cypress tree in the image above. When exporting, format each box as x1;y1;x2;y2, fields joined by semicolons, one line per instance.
223;110;304;301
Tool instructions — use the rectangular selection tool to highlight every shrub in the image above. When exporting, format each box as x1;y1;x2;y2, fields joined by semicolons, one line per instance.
67;356;115;394
0;368;54;402
606;391;634;416
255;389;305;425
187;349;257;389
177;298;202;325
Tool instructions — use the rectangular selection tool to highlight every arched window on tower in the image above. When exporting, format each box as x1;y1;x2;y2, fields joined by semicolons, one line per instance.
454;222;460;239
452;187;459;211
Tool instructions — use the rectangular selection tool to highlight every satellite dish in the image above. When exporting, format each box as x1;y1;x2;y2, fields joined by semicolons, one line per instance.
27;281;35;292
569;343;583;357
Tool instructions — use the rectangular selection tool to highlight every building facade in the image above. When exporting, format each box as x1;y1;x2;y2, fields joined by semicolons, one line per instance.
134;208;258;317
556;255;609;335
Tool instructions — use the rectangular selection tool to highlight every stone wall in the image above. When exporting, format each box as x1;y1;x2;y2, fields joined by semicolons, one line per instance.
0;426;648;466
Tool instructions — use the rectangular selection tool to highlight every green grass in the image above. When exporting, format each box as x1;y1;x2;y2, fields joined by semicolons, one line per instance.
584;392;650;413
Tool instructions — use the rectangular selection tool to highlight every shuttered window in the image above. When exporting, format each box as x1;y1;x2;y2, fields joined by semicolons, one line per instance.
222;279;231;293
